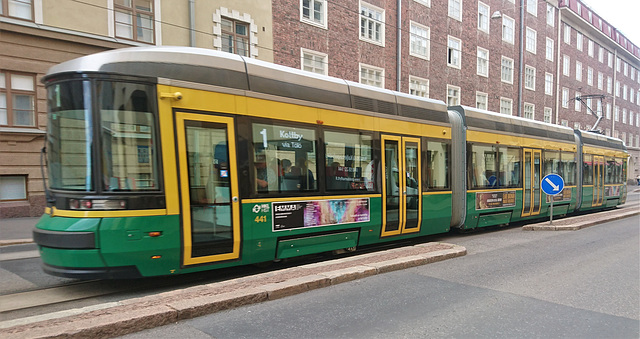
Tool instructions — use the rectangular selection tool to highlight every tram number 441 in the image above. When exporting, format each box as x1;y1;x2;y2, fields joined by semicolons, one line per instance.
255;215;268;223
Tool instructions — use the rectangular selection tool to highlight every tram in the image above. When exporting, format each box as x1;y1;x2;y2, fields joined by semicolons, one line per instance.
34;47;628;278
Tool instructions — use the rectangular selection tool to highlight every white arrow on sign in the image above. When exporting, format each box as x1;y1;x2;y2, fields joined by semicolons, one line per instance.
545;177;560;191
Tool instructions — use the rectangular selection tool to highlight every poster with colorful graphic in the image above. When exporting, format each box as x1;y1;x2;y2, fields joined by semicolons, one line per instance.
273;198;370;231
475;191;516;210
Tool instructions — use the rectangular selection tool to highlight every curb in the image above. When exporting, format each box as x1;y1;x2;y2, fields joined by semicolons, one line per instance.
0;239;33;247
522;205;640;231
0;242;466;339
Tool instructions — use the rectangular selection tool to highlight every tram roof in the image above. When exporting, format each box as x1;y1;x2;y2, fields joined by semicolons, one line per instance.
44;46;449;124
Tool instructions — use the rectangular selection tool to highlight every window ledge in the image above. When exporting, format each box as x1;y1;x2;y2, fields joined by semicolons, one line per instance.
0;127;46;134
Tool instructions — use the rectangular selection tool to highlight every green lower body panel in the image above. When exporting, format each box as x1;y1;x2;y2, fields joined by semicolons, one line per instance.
477;212;512;228
550;204;569;216
39;247;105;267
605;199;619;208
276;231;358;259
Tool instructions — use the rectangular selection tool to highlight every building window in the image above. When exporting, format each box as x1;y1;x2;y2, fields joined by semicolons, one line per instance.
563;55;570;76
0;71;36;127
0;175;27;201
478;2;489;33
447;36;462;69
598;47;604;63
574;122;581;130
564;24;571;44
500;98;512;115
301;0;327;28
545;38;554;61
360;2;385;45
526;0;537;16
606;76;612;93
546;4;554;26
360;64;384;88
624;63;628;76
544;107;552;123
623;85;628;100
476;91;488;110
221;18;250;56
597;100;603;116
409;76;429;97
614;105;619;121
575;61;582;82
501;56;514;84
410;22;430;60
414;0;431;6
598;72;603;90
0;0;32;21
561;120;569;127
115;0;154;43
524;66;536;90
586;98;592;114
588;40;594;57
525;28;537;54
448;0;462;21
622;108;627;124
502;15;515;44
477;47;489;77
301;49;328;75
615;81;620;97
562;88;569;108
608;52;613;68
576;32;583;51
524;103;534;120
587;67;593;86
575;91;581;111
545;73;553;95
606;103;611;119
446;85;460;106
616;58;621;72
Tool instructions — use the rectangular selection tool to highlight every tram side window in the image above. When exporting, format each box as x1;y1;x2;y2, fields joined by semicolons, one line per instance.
561;152;576;185
543;151;561;177
583;154;593;185
499;147;521;188
425;140;450;190
469;144;498;188
97;81;159;191
252;123;317;193
605;157;616;184
324;131;375;191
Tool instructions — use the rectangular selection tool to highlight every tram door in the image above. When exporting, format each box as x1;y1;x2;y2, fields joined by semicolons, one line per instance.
592;155;605;206
381;135;422;237
522;148;542;217
176;112;240;266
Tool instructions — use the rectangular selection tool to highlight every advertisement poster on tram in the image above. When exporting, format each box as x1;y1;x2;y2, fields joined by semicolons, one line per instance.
475;191;516;210
272;198;370;231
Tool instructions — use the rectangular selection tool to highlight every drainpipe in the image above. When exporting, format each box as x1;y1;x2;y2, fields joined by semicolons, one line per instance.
517;0;525;117
189;0;196;47
397;0;402;91
555;7;562;125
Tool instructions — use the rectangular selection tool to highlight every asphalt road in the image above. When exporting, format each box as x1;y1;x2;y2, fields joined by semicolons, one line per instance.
122;214;640;338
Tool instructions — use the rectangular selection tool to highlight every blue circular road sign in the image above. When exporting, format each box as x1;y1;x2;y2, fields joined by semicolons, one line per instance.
541;174;564;195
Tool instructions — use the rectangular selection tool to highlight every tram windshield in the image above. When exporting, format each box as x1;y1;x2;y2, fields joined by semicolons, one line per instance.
46;80;159;192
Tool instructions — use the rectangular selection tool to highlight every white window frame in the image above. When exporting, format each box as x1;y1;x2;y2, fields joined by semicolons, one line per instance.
575;61;582;82
526;0;537;16
477;47;489;77
545;37;554;61
500;97;513;115
301;48;328;75
478;2;489;33
524;103;535;120
544;107;552;123
502;15;515;44
562;88;569;108
587;67;593;86
476;91;488;110
501;56;514;84
564;24;571;44
409;75;429;98
588;40;594;57
446;84;461;106
598;47;604;63
300;0;327;29
524;65;536;90
409;21;430;60
448;0;462;21
0;176;27;201
563;55;570;76
545;72;553;95
606;103;611;119
447;36;462;69
359;2;385;46
546;4;555;26
597;72;603;90
575;91;581;111
359;63;385;88
607;76;612;93
525;27;537;54
576;32;583;51
413;0;431;7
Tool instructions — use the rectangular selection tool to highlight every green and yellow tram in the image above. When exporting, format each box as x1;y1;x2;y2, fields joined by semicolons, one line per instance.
34;47;628;278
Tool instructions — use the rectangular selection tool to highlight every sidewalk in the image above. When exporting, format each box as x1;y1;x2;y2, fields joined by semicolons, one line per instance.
0;216;40;246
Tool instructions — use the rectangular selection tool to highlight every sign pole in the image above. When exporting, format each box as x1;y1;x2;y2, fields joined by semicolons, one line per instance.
541;174;564;227
549;196;553;225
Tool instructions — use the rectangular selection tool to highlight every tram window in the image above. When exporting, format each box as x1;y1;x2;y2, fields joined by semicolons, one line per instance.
499;147;521;188
252;123;317;192
583;154;593;185
561;152;576;185
97;81;159;191
605;157;616;184
425;140;450;190
324;131;374;191
469;144;498;188
544;151;561;177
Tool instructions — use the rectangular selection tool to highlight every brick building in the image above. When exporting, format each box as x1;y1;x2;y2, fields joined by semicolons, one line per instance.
1;0;638;218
